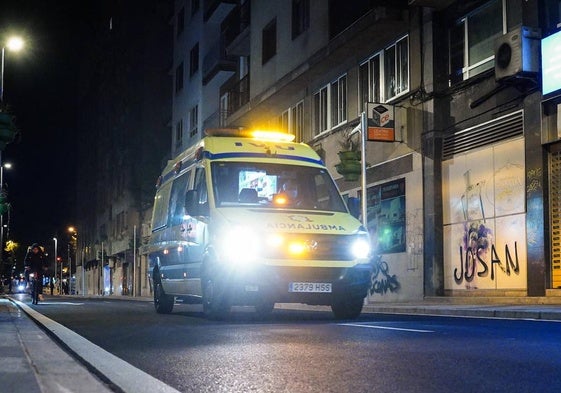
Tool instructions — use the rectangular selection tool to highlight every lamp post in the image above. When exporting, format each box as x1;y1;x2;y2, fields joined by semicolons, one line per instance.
0;36;24;279
53;237;58;294
68;226;77;295
0;162;11;275
1;36;25;106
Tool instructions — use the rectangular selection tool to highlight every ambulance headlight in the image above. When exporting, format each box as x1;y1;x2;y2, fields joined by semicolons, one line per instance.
351;236;371;259
221;226;261;264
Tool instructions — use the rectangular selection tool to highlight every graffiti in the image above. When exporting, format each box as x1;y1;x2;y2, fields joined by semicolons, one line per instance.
454;242;520;284
369;256;400;295
526;167;542;193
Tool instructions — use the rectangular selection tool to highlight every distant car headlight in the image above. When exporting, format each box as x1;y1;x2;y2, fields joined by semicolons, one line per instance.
351;236;371;260
17;284;25;291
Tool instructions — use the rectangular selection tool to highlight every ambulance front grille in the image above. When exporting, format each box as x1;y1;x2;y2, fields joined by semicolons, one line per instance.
264;233;355;261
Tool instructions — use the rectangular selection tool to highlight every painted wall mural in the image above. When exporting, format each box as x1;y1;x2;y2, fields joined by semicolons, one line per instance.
442;138;527;290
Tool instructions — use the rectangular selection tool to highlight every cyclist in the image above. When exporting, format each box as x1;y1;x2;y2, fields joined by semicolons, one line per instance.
24;243;48;304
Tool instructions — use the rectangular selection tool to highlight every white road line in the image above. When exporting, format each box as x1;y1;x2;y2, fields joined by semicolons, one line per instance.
37;302;85;306
14;300;180;393
339;323;434;333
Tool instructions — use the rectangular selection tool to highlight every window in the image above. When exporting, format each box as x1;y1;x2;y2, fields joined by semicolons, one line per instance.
292;0;310;39
114;211;127;237
175;119;183;148
280;110;290;132
175;62;184;93
190;105;198;137
313;75;347;135
191;0;200;16
152;182;172;231
220;94;229;127
358;36;408;109
190;43;199;77
331;75;347;127
262;18;277;64
291;101;304;142
313;86;328;135
449;0;504;84
177;7;185;36
278;101;304;142
385;37;409;100
168;172;191;226
358;55;380;111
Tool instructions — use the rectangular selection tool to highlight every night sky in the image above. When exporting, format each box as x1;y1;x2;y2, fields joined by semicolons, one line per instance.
1;2;99;261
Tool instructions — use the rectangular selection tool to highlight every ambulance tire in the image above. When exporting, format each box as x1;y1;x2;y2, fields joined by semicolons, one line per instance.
154;277;174;314
202;269;230;320
331;296;364;320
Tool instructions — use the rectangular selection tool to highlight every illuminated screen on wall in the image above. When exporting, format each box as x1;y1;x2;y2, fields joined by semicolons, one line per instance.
542;30;561;96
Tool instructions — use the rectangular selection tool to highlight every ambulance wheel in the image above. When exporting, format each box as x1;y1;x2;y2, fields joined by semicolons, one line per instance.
202;270;230;319
331;296;364;320
154;278;174;314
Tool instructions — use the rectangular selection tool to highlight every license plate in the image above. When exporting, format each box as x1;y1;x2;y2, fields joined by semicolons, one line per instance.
288;282;332;293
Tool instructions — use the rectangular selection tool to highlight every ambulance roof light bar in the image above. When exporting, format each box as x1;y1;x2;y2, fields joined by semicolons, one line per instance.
205;128;295;142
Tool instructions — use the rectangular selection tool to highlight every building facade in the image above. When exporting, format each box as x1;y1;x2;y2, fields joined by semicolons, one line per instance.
74;0;561;301
75;0;172;296
167;0;561;302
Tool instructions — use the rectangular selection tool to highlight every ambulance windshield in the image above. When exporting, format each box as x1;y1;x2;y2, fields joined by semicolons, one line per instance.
211;162;347;212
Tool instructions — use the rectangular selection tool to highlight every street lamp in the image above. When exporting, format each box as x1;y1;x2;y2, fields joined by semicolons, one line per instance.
68;226;77;294
0;162;12;274
1;35;25;105
53;237;58;294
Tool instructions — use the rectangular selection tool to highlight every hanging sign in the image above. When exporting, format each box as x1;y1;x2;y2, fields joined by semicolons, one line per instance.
366;103;395;142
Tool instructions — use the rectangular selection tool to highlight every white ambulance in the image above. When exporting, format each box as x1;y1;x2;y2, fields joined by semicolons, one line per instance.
144;129;371;319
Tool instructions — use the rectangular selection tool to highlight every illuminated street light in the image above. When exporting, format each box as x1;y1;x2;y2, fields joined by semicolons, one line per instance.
1;35;25;104
6;37;24;52
68;226;77;294
53;237;58;294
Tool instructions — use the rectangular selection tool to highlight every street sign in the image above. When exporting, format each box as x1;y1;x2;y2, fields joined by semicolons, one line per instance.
366;103;395;142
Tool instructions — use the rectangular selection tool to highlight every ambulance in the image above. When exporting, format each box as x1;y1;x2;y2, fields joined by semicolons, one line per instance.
144;128;371;319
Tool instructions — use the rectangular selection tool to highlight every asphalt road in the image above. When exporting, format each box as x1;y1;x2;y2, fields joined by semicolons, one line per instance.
19;296;561;393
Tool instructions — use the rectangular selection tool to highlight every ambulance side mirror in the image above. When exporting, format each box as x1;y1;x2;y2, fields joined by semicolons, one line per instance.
185;190;209;216
185;190;200;216
347;197;360;219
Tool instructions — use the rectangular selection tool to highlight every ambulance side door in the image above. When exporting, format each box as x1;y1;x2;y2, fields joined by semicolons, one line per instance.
183;166;208;293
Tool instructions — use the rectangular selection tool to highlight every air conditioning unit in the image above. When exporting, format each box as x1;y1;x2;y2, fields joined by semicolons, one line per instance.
494;26;540;81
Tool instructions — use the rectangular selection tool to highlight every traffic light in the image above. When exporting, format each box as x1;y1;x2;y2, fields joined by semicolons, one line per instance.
0;193;8;215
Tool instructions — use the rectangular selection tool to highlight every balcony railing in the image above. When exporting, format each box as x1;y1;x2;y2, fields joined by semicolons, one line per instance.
202;39;237;85
204;0;237;23
224;74;250;116
222;1;250;56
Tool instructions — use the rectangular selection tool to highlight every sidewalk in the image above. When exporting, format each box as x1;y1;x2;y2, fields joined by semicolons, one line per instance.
0;296;112;393
2;294;561;393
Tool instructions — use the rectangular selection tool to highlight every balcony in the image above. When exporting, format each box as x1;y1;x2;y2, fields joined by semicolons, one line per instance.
204;0;237;23
223;1;250;56
223;74;250;117
407;0;454;9
202;39;237;86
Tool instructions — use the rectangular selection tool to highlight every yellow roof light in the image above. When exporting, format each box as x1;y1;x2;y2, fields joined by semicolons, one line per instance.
251;130;295;142
205;128;296;142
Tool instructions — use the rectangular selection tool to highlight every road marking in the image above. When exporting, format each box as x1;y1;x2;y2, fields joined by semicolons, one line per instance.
13;299;180;393
37;302;85;306
339;322;434;333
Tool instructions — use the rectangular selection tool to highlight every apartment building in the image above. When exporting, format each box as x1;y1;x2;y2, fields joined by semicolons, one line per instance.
168;0;561;302
76;0;172;296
